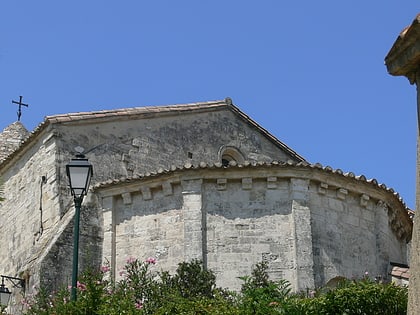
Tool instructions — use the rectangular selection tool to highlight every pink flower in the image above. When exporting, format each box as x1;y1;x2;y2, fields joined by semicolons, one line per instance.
77;281;87;291
126;257;136;264
135;301;143;309
146;257;157;265
100;265;110;273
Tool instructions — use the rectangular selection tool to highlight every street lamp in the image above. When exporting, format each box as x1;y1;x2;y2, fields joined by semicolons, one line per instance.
66;152;93;301
0;278;11;309
0;275;25;309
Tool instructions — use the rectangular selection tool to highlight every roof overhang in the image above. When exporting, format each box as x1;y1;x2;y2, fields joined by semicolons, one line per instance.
385;14;420;84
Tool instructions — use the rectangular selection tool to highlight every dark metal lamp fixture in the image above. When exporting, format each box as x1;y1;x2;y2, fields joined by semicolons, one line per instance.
0;275;25;308
66;149;93;302
66;151;93;199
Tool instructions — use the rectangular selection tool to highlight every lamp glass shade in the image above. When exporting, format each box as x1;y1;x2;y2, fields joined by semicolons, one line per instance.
66;158;93;198
0;284;11;307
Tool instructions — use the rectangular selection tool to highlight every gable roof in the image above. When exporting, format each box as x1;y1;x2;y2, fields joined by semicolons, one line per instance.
0;98;305;168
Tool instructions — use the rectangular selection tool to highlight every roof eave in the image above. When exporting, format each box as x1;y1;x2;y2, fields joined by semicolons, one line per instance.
385;14;420;84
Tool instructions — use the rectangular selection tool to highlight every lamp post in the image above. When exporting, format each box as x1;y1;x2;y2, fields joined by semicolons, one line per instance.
66;152;93;301
0;275;25;310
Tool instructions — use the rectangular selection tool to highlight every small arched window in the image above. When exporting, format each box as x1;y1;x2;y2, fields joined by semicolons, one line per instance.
219;146;245;166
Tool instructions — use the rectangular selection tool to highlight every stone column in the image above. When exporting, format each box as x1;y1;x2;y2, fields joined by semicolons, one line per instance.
385;15;420;314
101;196;116;279
408;71;420;312
290;178;315;291
181;179;204;263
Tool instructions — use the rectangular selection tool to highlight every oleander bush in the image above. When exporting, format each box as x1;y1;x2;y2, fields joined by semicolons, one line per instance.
23;258;408;315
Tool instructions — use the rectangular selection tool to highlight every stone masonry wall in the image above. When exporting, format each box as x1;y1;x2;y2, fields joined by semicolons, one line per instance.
112;184;184;276
0;122;30;162
309;182;407;287
205;177;299;290
0;106;297;305
0;130;62;303
0;127;103;304
96;165;410;292
54;109;296;184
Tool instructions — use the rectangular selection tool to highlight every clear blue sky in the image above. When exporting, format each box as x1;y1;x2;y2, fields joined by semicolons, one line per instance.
1;1;419;209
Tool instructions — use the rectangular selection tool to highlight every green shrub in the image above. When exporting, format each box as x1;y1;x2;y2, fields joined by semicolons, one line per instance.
313;278;408;315
168;259;216;299
23;259;408;315
239;261;292;315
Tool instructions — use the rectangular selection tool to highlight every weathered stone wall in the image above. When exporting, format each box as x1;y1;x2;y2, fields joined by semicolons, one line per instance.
0;106;297;304
0;129;62;304
112;184;185;275
310;182;407;287
54;109;296;184
0;128;103;301
96;165;411;292
0;122;30;162
39;199;103;293
205;177;300;290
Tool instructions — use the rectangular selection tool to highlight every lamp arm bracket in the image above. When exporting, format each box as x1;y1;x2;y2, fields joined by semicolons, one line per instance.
1;275;25;290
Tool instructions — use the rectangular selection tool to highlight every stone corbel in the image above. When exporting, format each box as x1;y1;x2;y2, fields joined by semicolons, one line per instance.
162;182;173;196
121;192;132;205
217;178;227;191
360;194;370;207
318;183;328;195
141;187;152;200
267;176;277;189
377;200;389;212
242;177;252;190
337;188;348;200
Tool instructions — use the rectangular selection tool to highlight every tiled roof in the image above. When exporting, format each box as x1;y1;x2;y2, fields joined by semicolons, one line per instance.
44;98;304;161
45;99;229;123
0;98;305;169
93;160;394;191
93;159;411;213
390;266;410;280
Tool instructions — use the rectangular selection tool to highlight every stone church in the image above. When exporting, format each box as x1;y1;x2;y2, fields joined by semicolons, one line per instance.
0;98;412;309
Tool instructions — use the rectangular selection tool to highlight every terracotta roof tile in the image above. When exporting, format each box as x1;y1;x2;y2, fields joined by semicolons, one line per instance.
45;100;229;124
0;98;305;168
391;266;410;280
93;160;412;212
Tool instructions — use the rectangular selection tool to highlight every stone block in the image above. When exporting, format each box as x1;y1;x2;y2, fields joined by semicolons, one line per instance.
242;177;252;190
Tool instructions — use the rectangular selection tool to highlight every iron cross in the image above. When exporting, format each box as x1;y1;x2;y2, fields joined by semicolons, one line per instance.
12;96;29;121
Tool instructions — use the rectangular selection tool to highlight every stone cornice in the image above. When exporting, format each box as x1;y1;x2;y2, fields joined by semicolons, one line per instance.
385;14;420;84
